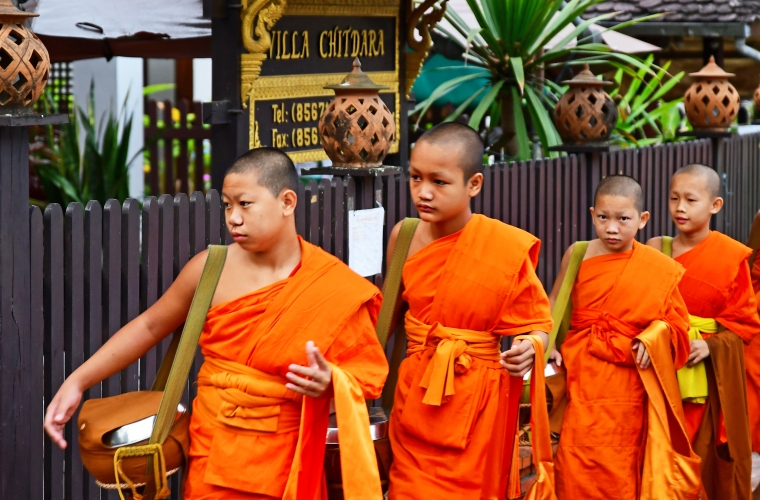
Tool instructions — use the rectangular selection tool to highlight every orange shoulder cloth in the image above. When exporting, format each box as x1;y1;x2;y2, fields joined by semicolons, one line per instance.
426;214;542;330
636;321;702;499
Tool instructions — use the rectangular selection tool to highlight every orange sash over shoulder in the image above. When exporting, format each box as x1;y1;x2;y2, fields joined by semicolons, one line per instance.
555;242;694;500
747;250;760;453
636;321;702;500
185;239;388;500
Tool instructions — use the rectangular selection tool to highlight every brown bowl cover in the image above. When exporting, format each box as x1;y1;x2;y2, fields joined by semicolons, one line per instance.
78;391;190;487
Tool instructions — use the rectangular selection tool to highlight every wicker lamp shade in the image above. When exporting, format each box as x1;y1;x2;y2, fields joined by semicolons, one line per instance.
684;56;738;132
318;58;396;168
0;0;48;112
754;82;760;116
553;64;617;144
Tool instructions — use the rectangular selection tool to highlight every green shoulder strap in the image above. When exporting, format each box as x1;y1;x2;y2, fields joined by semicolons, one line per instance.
546;241;588;362
149;245;227;446
378;218;420;410
661;236;673;258
376;218;420;349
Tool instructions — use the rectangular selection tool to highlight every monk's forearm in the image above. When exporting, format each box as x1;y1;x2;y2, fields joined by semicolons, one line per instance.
528;330;549;351
532;331;549;351
64;315;167;393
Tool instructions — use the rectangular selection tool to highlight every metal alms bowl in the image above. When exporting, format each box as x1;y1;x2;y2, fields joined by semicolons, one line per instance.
326;406;388;444
102;403;187;448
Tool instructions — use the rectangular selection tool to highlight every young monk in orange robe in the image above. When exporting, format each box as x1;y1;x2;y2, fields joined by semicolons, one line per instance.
385;123;554;499
749;252;760;467
548;175;693;500
648;164;758;500
43;148;389;499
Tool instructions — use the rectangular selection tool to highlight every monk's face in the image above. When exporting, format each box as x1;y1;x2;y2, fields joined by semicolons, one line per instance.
669;173;722;234
222;172;297;252
590;195;649;252
408;141;483;223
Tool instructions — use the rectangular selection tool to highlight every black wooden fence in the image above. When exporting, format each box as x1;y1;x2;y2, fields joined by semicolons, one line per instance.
29;134;760;498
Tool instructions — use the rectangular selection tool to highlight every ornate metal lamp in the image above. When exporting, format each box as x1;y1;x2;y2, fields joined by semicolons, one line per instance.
318;58;396;168
684;56;739;132
553;64;617;144
0;0;48;113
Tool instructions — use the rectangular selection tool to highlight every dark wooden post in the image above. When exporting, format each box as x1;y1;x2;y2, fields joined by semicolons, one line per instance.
703;37;724;67
210;1;248;191
0;113;66;497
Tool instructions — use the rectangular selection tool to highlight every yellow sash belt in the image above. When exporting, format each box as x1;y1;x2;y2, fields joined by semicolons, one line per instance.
677;315;723;404
405;312;501;406
197;356;303;434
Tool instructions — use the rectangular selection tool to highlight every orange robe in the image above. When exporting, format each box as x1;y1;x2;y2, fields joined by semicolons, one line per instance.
555;241;690;500
185;238;389;499
673;231;760;443
748;256;760;452
388;214;553;499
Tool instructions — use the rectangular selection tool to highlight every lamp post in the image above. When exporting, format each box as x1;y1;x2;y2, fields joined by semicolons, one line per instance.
0;0;66;495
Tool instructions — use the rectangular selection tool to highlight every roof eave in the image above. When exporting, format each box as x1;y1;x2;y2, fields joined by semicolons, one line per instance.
594;21;750;38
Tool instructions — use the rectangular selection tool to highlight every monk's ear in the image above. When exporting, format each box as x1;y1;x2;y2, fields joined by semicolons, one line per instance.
711;196;724;214
280;189;297;216
467;172;484;198
638;210;650;229
589;206;595;218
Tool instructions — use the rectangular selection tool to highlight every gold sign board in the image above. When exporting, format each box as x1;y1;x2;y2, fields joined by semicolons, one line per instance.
240;0;401;164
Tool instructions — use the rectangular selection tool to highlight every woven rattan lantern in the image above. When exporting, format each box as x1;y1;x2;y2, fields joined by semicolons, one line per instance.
684;56;739;131
0;0;48;113
553;64;617;144
319;58;396;168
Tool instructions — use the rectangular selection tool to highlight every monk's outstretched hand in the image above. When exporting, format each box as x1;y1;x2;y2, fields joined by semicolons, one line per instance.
632;340;651;369
687;339;710;367
500;339;535;377
286;341;333;398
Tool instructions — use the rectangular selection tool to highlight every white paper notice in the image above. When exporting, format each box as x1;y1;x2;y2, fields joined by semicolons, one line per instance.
348;207;385;277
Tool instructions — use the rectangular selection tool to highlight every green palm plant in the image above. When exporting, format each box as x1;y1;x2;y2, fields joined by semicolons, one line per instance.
609;55;687;146
414;0;663;160
31;85;136;205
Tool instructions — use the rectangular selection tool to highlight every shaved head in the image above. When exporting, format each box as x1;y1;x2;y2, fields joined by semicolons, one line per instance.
594;175;644;213
416;122;484;181
673;163;721;198
226;147;299;197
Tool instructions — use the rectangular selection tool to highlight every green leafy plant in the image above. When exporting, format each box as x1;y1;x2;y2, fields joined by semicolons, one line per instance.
609;55;687;146
31;85;137;205
414;0;664;160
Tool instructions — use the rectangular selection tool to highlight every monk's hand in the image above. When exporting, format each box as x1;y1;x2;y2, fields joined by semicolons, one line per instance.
632;340;651;369
687;339;710;367
549;347;563;368
500;339;535;377
44;378;84;450
286;341;333;398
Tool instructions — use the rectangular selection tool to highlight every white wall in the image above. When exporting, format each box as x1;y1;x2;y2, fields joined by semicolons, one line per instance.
193;58;212;103
72;57;145;200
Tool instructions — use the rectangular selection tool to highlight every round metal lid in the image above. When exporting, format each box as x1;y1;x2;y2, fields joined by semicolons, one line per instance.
326;407;388;444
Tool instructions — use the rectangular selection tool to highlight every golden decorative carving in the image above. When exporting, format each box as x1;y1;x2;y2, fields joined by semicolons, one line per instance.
240;0;287;108
685;56;739;132
251;120;262;148
405;0;446;99
286;0;398;15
